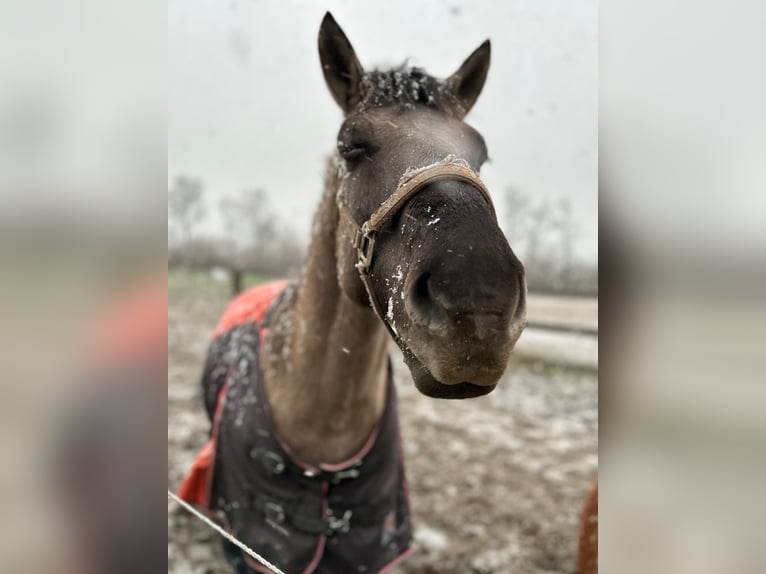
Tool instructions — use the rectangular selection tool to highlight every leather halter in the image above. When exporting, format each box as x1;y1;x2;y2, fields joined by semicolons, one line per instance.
337;158;497;341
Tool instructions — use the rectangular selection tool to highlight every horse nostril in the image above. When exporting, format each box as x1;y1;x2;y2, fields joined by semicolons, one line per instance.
405;273;451;336
411;272;430;304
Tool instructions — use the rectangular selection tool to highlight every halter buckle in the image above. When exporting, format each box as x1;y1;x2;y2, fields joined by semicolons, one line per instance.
355;225;376;274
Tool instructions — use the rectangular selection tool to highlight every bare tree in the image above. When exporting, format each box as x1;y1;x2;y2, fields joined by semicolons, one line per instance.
504;186;594;294
168;236;234;269
168;176;205;245
219;188;276;252
218;188;283;294
504;185;533;253
167;183;306;296
552;198;577;287
505;186;552;274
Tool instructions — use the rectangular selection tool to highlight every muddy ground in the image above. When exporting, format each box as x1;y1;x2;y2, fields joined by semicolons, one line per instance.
168;279;598;574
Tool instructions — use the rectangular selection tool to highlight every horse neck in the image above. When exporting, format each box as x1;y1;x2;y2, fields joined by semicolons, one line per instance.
262;158;390;466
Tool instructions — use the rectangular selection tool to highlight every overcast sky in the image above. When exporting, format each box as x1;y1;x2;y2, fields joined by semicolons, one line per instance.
169;0;597;262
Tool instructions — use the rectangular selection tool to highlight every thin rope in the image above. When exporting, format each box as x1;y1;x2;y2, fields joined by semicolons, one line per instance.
168;490;286;574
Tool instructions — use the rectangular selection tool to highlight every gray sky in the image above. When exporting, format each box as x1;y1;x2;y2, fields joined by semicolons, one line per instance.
169;0;597;262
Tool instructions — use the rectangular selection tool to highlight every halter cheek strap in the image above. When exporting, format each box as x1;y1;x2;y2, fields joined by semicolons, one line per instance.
336;159;497;343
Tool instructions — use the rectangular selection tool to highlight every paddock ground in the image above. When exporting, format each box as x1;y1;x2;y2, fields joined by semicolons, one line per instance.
168;276;598;574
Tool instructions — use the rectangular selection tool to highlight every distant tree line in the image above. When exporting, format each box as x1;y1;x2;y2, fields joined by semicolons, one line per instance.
505;186;597;295
168;176;303;294
168;176;596;297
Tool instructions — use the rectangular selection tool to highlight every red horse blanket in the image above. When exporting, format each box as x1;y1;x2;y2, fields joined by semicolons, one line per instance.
178;281;413;574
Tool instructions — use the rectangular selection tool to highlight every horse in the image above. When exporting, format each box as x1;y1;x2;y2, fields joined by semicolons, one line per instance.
179;12;527;574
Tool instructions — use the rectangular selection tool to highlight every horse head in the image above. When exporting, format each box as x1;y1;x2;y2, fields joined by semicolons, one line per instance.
320;13;526;399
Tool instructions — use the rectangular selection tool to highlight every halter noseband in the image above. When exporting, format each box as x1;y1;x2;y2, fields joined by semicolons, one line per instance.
337;158;497;340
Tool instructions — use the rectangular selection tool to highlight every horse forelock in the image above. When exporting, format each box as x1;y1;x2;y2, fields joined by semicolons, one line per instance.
360;65;465;116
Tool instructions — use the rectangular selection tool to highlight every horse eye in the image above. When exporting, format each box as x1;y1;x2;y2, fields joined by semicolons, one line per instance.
339;146;367;161
337;140;373;162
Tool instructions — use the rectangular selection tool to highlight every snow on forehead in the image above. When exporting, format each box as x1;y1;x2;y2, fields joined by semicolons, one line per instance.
362;66;462;113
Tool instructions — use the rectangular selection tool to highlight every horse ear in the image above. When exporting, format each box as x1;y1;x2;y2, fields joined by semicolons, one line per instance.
447;40;491;116
318;12;365;113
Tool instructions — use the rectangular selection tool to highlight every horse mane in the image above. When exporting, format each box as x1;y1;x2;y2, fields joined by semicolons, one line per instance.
361;65;465;116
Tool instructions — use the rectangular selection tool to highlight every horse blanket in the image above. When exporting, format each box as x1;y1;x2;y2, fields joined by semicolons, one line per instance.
178;281;413;574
